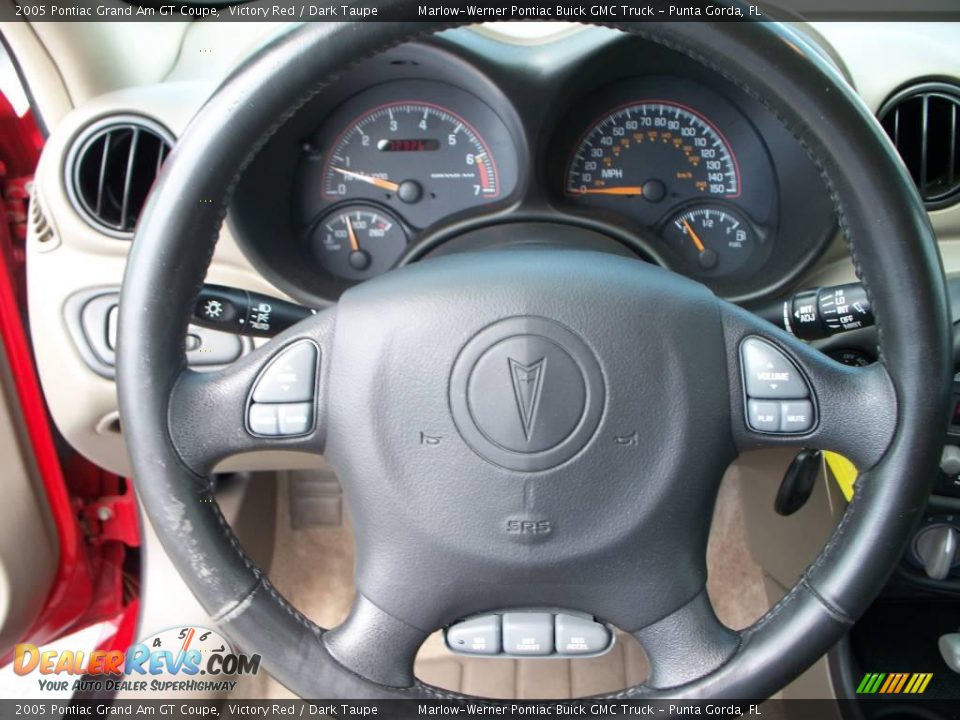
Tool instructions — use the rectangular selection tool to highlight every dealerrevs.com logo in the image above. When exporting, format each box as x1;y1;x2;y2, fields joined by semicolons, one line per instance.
13;626;260;694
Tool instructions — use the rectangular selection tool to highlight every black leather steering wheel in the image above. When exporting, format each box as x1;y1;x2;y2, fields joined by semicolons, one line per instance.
117;14;953;700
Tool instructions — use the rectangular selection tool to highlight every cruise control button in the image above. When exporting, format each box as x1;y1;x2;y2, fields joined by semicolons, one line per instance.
555;614;610;656
780;400;814;433
502;613;553;656
747;400;780;432
445;615;501;656
278;403;313;436
252;341;317;403
248;404;279;436
741;337;809;399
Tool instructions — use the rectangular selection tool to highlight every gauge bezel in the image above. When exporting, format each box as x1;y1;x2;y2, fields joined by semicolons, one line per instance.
563;98;744;201
300;79;521;234
311;202;410;283
319;99;502;204
660;201;770;282
229;35;835;307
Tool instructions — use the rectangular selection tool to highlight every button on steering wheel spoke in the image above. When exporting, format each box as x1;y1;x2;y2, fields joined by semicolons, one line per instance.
166;310;335;475
721;300;897;471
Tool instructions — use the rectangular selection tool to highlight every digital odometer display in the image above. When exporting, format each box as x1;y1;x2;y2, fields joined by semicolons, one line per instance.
377;138;441;152
565;101;740;200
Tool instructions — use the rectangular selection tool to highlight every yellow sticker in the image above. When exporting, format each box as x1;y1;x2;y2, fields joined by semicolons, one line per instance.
823;451;858;501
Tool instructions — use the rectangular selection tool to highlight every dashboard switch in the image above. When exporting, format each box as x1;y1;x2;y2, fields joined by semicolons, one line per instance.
555;614;610;656
741;337;810;399
445;616;501;656
502;613;553;656
194;284;315;338
252;341;318;403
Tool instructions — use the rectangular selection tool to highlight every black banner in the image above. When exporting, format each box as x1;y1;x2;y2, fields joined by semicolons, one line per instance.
2;699;960;719
1;0;959;22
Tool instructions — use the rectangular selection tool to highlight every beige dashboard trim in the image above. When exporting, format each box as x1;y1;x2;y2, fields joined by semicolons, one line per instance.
27;82;319;476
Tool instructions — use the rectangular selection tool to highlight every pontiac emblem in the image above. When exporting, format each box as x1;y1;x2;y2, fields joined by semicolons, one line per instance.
508;357;546;442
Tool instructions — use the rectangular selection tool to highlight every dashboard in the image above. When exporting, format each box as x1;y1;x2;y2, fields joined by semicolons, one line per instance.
232;27;836;306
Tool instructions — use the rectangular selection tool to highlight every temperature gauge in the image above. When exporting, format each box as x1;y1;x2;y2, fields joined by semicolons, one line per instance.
664;204;758;279
312;205;407;281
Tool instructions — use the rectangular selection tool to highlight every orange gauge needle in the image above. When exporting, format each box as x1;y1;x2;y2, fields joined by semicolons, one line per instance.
570;186;645;196
333;167;400;192
682;218;707;253
345;216;360;252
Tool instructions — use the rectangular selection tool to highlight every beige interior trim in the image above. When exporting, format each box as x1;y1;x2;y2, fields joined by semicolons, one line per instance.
0;15;73;127
26;21;189;107
25;81;322;476
0;330;58;656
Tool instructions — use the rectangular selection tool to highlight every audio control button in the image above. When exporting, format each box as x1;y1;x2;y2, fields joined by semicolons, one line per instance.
741;337;810;399
780;401;814;433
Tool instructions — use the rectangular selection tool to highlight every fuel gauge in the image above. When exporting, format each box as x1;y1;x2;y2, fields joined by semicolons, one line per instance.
312;204;407;282
664;204;758;279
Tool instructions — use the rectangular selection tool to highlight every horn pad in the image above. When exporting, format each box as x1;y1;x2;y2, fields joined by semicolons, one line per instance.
450;317;604;471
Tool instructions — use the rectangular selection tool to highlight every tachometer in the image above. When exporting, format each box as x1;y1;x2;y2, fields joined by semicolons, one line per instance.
565;101;740;201
321;101;500;211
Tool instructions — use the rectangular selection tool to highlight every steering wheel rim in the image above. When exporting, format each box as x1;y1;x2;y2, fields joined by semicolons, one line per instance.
118;14;952;700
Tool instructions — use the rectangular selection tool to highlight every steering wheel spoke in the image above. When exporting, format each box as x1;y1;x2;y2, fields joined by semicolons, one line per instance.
720;301;898;471
632;590;740;690
166;309;336;475
324;595;430;688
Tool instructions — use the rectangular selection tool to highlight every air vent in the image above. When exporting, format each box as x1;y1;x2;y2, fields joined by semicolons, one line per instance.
66;116;174;238
28;186;56;248
879;82;960;210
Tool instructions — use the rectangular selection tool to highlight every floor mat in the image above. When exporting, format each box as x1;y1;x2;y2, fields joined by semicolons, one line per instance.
236;466;769;699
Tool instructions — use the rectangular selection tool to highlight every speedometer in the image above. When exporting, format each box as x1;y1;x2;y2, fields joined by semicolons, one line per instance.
565;101;740;201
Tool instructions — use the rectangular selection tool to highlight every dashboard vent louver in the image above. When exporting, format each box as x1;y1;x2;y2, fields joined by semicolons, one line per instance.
879;82;960;210
66;116;174;238
28;186;55;246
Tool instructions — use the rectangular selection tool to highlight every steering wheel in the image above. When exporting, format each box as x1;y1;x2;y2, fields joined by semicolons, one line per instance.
117;14;952;700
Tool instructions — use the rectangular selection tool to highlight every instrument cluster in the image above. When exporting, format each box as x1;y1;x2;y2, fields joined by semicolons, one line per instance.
297;80;520;282
233;31;835;306
551;78;779;293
